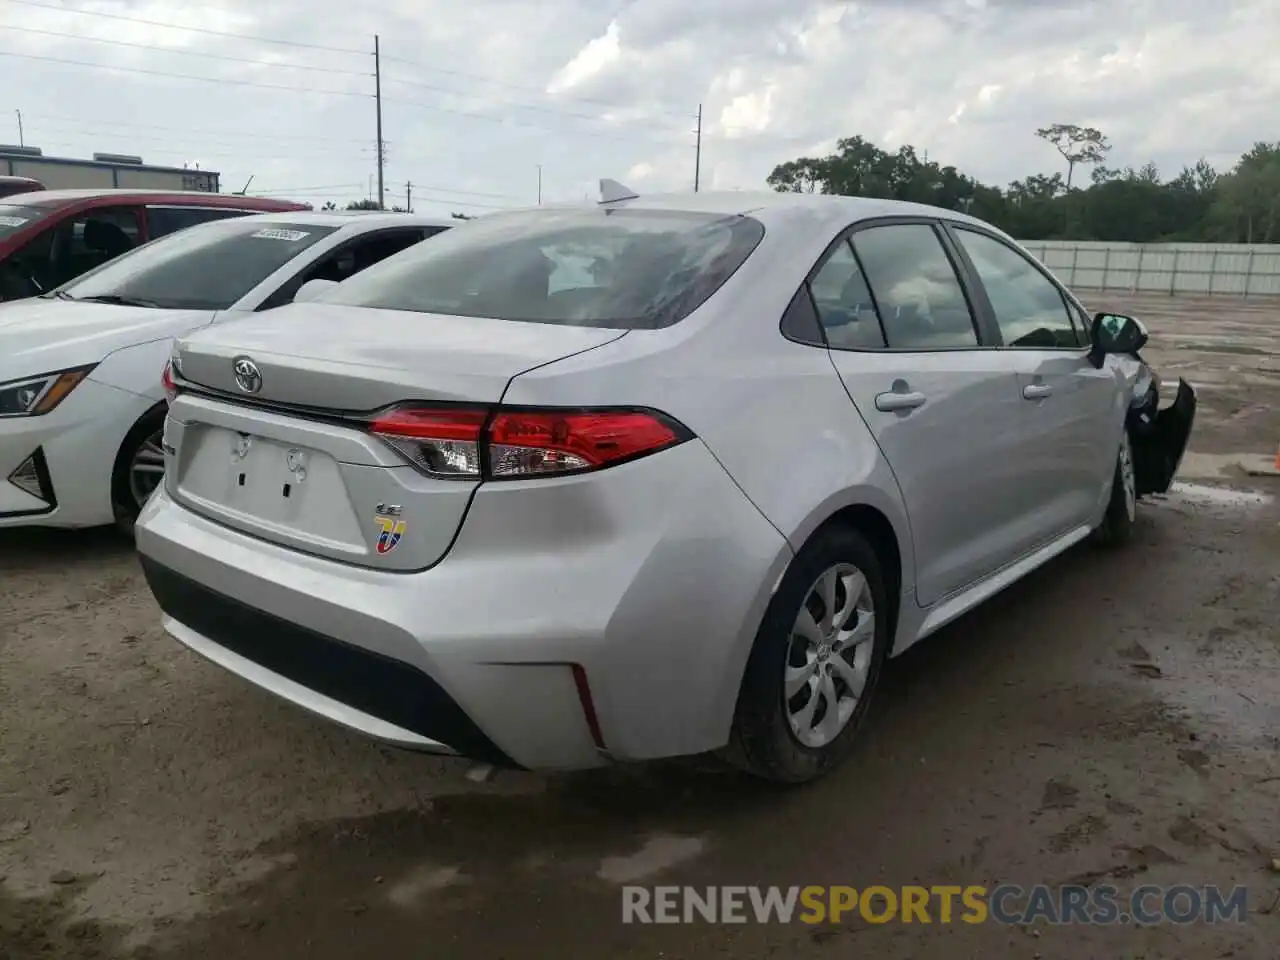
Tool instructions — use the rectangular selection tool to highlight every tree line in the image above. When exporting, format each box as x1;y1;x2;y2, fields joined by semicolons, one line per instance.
317;199;476;219
767;125;1280;244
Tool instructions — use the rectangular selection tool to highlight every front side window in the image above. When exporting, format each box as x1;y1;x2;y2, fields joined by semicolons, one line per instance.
953;229;1081;348
317;208;766;330
851;224;979;349
2;206;140;295
59;219;338;310
807;240;885;349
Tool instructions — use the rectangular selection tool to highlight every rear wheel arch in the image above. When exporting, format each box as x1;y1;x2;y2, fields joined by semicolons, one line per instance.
722;507;900;782
816;504;903;644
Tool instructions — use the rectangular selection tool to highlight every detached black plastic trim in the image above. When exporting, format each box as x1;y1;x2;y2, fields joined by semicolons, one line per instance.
139;557;521;769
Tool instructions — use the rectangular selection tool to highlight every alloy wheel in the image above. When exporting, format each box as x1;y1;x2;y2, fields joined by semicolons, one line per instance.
128;430;166;509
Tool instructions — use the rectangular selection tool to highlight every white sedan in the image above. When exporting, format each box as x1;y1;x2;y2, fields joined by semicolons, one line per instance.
0;210;454;531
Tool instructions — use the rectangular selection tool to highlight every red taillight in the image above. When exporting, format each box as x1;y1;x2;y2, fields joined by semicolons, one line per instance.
161;361;178;405
369;405;690;480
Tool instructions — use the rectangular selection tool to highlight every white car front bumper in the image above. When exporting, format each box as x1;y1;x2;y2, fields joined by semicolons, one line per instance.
0;377;156;528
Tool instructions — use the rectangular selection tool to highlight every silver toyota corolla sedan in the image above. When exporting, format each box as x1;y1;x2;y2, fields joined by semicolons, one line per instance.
135;188;1195;783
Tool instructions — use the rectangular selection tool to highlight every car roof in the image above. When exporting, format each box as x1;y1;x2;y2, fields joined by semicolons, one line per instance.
494;190;994;234
2;189;306;211
208;210;457;231
253;210;456;229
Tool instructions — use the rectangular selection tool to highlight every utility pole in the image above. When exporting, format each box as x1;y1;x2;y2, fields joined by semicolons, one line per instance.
693;104;702;193
405;181;412;212
374;35;385;210
15;109;22;147
536;165;542;205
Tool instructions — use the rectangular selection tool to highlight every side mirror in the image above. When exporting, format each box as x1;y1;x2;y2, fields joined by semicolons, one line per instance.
1090;312;1148;360
293;278;339;304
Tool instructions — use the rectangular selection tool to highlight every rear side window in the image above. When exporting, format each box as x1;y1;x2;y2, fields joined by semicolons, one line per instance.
807;240;885;349
60;219;338;310
319;208;766;329
851;224;979;349
255;228;443;311
146;205;253;239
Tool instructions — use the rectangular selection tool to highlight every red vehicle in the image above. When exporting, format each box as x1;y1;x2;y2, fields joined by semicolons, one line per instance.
0;176;45;199
0;189;309;301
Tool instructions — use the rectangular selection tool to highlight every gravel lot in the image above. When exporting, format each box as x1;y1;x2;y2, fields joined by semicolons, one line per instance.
2;292;1278;959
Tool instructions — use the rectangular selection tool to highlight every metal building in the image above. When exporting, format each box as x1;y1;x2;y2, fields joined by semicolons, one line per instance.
0;145;220;192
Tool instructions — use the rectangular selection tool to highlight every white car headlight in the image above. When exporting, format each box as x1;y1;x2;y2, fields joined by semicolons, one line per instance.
0;366;95;418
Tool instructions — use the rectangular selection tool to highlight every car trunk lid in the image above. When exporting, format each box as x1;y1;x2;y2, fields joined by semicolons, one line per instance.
165;303;627;570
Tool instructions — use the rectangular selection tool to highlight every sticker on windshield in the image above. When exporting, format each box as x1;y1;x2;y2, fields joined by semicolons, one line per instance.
250;228;310;242
0;216;29;228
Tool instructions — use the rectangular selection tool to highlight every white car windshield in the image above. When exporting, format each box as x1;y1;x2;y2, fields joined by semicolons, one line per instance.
58;219;339;311
317;208;766;329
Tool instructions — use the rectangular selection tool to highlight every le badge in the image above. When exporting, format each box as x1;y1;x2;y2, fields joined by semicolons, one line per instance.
373;503;406;555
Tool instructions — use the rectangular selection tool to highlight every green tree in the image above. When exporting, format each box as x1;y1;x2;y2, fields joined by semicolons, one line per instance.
764;128;1256;243
1035;124;1112;189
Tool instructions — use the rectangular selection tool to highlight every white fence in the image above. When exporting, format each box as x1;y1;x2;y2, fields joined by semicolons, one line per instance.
1016;241;1280;298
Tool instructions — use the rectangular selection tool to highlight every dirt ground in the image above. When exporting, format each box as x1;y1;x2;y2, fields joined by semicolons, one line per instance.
2;292;1278;960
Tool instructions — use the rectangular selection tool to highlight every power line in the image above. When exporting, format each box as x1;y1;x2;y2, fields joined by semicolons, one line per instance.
16;134;371;164
384;94;686;146
407;194;512;210
384;73;682;129
0;22;677;131
380;52;689;118
0;23;372;77
8;110;370;145
1;0;687;121
0;0;369;56
0;48;372;96
1;50;683;146
246;183;366;196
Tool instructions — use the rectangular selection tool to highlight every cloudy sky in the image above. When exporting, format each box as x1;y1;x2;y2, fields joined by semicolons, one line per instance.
0;0;1274;214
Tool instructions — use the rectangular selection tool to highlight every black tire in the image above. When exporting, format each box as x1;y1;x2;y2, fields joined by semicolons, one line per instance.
723;524;891;784
1091;430;1137;548
110;405;168;536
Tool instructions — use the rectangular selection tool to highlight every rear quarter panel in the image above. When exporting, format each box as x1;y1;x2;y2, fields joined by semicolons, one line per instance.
500;218;917;741
501;207;915;581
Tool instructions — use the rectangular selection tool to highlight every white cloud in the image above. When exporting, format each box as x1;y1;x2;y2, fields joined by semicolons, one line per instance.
0;0;1273;211
547;19;622;95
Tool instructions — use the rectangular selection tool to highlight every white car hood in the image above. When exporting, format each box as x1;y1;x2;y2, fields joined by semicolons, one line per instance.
0;298;213;382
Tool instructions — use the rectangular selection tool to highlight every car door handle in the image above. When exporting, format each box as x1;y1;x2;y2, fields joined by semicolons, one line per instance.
875;391;927;412
1022;383;1054;400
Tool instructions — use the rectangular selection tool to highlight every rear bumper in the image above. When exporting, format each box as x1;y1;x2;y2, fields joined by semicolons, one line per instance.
134;440;790;771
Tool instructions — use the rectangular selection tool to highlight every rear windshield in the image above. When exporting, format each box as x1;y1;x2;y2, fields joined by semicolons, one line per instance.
318;208;766;329
0;204;47;241
59;219;338;310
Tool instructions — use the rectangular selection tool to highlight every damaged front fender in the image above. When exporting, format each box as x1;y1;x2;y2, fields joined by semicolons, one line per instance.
1132;378;1197;497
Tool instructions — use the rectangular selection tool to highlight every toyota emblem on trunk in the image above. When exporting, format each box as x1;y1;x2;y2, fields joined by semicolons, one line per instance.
232;356;262;394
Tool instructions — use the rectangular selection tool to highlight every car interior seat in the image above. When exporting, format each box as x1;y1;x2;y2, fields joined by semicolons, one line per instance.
84;218;134;260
